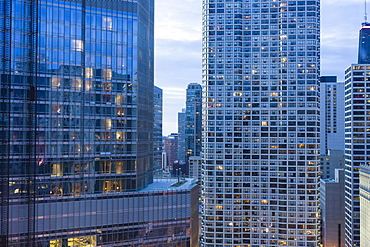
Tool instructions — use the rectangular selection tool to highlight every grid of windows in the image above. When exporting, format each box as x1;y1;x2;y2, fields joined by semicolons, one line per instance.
154;86;163;173
202;0;320;246
319;77;345;155
360;164;370;246
344;65;370;247
185;83;202;163
1;0;156;245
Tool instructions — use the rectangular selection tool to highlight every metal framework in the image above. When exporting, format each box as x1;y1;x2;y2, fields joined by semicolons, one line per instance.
0;0;39;246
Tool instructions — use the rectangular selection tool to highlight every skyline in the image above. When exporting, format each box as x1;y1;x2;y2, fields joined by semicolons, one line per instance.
156;0;367;135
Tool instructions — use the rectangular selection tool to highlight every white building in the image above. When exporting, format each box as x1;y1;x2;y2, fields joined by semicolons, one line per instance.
201;0;320;246
344;64;370;247
360;164;370;246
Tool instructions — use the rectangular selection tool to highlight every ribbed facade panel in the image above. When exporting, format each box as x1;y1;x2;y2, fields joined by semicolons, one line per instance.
344;64;370;247
201;0;320;246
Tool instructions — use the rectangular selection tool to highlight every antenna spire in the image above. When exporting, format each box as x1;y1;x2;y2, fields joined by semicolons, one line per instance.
365;0;368;24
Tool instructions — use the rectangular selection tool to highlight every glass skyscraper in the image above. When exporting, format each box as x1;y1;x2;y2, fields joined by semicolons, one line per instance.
185;83;202;163
153;85;163;173
0;0;157;245
358;23;370;64
201;0;320;246
178;108;186;163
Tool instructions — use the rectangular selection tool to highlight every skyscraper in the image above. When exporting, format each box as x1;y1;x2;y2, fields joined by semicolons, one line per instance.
343;16;370;246
178;108;186;163
344;64;369;247
320;149;344;179
184;83;202;163
154;86;163;173
163;133;179;171
0;0;163;245
201;1;320;246
319;76;345;155
358;23;370;64
360;164;370;246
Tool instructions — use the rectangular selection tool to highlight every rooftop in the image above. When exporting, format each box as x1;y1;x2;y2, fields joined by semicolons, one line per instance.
139;177;198;192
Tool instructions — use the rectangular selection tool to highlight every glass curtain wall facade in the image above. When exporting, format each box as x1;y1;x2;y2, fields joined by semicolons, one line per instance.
185;83;202;163
358;23;370;64
153;85;163;173
0;0;154;245
201;0;320;246
178;108;186;163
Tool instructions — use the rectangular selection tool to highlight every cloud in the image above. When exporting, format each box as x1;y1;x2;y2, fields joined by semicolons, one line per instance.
154;0;203;135
155;39;201;135
155;1;366;134
321;1;363;79
155;0;201;41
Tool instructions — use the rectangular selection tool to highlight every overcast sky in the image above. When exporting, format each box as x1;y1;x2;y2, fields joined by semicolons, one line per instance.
155;0;365;135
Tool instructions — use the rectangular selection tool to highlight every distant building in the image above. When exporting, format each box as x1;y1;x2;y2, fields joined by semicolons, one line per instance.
189;156;202;182
154;86;163;173
162;151;168;172
184;83;202;165
320;149;344;179
173;161;189;177
358;23;370;64
360;164;370;246
319;76;345;154
320;169;345;247
178;108;186;163
163;133;179;169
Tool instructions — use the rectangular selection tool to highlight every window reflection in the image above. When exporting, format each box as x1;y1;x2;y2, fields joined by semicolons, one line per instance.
51;163;63;176
72;39;83;51
50;182;63;197
52;77;61;88
85;80;92;90
68;236;97;246
4;0;155;243
72;79;82;89
103;16;113;30
116;95;125;105
116;132;125;140
103;180;122;192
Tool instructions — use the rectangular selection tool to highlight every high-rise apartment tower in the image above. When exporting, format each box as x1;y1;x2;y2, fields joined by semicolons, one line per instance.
185;83;202;163
201;1;321;246
319;76;345;155
344;64;369;246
